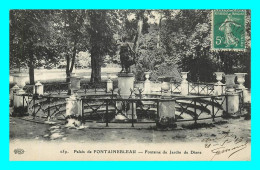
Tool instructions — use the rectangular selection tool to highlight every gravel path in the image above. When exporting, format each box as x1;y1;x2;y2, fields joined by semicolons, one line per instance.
9;116;251;143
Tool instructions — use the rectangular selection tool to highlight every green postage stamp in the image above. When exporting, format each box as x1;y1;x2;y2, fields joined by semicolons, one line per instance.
212;10;246;51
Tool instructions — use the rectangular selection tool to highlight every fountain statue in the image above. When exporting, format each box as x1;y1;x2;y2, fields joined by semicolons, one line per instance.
119;37;137;73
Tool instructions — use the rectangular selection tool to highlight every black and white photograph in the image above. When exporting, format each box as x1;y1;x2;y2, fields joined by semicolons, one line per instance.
9;9;251;161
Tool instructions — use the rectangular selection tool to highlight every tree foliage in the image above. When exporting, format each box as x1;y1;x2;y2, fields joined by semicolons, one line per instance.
87;10;118;83
49;10;89;85
10;10;251;87
10;10;53;84
161;10;251;84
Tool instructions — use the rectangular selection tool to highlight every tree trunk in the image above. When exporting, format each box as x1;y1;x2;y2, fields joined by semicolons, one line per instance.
66;41;77;95
66;54;71;95
69;41;77;73
18;61;21;73
90;53;102;83
133;12;144;53
157;14;162;48
29;52;34;85
66;54;70;82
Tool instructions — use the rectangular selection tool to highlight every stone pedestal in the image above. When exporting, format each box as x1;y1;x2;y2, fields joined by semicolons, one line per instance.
13;89;27;115
242;88;251;103
181;72;189;96
70;75;82;93
65;94;82;126
157;99;176;128
236;88;251;104
214;83;225;96
106;73;113;93
223;92;239;114
117;72;135;98
143;72;151;94
66;94;82;117
116;72;136;120
214;83;223;96
10;84;20;106
14;89;26;108
107;79;113;93
159;100;175;119
33;81;44;95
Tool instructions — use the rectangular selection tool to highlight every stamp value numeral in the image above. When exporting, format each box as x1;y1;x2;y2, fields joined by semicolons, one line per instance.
215;36;224;45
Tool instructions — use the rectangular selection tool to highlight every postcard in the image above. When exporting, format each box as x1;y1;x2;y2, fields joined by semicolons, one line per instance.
9;9;251;161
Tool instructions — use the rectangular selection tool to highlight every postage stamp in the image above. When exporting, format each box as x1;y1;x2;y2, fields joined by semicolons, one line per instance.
212;10;246;51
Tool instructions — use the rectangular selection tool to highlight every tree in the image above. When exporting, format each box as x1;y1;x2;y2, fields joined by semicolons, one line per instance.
10;10;52;84
87;10;117;83
161;10;217;82
49;10;89;84
129;10;181;81
160;10;251;85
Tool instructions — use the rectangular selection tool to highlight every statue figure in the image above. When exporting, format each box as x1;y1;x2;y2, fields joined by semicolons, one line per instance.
119;37;136;73
219;13;242;47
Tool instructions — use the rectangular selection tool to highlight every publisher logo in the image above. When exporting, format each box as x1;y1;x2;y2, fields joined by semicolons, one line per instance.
14;148;25;155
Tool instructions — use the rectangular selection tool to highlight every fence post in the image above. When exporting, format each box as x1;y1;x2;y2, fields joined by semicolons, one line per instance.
225;95;228;115
33;81;44;96
131;101;134;127
194;99;197;124
223;92;239;117
10;84;20;107
13;89;27;116
33;95;36;119
212;97;215;121
65;94;82;127
23;95;25;108
170;83;173;94
239;91;243;115
157;99;160;120
81;99;84;125
84;83;86;94
198;83;200;95
47;97;51;121
58;83;61;95
111;89;114;99
188;83;190;95
106;100;109;127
